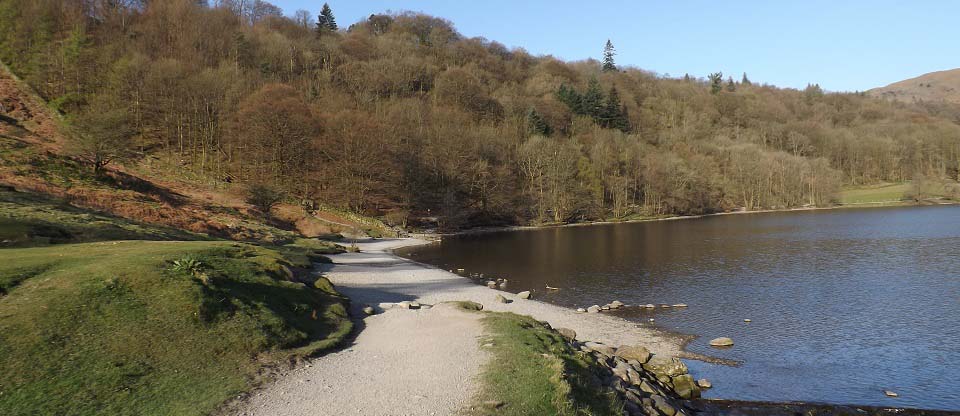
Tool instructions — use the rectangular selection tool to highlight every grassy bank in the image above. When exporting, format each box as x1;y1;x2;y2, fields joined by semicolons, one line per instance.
468;310;622;416
0;240;351;416
838;182;912;204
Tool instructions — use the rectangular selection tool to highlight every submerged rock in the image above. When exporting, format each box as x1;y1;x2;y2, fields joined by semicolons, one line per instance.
709;337;734;347
884;390;899;397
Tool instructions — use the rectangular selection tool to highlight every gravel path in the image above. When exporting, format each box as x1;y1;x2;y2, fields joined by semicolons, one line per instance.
234;238;691;416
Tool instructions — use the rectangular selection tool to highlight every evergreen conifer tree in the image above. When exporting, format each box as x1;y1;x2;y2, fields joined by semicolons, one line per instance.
582;77;606;118
602;40;617;72
741;72;752;86
527;107;552;136
708;72;723;94
316;3;337;36
726;76;737;92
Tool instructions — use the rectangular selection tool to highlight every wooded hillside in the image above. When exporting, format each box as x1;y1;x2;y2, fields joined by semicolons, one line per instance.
3;0;960;229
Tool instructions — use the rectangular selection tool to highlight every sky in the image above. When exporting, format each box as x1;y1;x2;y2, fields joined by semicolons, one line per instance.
271;0;959;92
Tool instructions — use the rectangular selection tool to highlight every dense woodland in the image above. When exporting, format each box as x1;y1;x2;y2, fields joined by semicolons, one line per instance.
4;0;960;229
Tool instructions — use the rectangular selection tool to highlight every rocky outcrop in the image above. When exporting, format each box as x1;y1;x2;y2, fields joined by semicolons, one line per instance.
577;340;702;415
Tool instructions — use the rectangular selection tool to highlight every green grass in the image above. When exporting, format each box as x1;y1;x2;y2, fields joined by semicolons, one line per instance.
0;188;203;247
838;182;912;204
0;240;352;416
468;311;621;416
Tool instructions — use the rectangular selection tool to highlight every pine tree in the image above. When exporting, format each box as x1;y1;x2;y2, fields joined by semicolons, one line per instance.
582;77;605;118
603;87;630;132
726;76;737;92
316;3;337;36
527;107;552;136
741;72;752;86
708;72;723;94
602;40;617;72
683;73;691;82
557;84;583;114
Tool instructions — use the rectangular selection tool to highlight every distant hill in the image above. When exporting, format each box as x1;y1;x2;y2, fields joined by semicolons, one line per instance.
869;69;960;104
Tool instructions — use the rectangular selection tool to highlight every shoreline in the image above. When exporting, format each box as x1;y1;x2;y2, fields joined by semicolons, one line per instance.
391;239;735;367
423;199;959;238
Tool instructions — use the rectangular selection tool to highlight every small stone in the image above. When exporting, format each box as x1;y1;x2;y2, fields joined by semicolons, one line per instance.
486;280;497;288
499;282;508;289
709;337;734;347
482;343;495;348
517;290;532;299
644;304;656;309
482;400;504;409
611;300;624;308
377;302;395;310
659;304;671;308
743;319;751;323
576;307;587;313
556;327;577;340
397;301;412;309
697;378;712;389
408;302;421;309
672;303;688;308
884;390;899;397
587;305;601;313
494;294;509;303
456;268;465;273
601;304;611;310
362;306;375;315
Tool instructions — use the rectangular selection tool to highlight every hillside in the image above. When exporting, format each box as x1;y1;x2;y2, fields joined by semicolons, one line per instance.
3;1;960;231
869;68;960;104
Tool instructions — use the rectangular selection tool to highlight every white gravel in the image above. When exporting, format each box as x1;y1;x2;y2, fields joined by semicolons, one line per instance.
233;238;689;416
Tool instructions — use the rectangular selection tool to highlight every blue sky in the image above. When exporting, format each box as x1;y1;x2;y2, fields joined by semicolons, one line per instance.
271;1;957;92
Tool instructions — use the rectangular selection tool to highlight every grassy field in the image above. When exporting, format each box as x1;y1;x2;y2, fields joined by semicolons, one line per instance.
0;240;351;416
468;310;621;416
837;182;912;204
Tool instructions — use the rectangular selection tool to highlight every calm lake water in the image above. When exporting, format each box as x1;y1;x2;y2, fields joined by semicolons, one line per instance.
400;206;960;410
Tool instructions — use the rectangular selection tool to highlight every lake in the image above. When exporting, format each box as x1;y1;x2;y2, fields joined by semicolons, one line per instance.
400;206;960;410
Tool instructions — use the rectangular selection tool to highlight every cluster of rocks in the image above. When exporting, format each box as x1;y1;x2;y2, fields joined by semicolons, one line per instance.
559;330;709;416
576;301;690;314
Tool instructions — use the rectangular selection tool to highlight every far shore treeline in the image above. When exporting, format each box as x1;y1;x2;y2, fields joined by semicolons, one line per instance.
4;1;960;229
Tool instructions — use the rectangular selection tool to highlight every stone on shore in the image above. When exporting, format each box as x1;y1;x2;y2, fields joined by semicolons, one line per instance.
486;280;497;288
671;303;687;308
615;345;651;364
517;290;532;299
644;304;656;309
642;356;688;378
362;305;375;315
576;307;586;313
611;300;624;308
651;395;677;416
697;378;712;389
494;294;509;303
671;374;701;399
587;305;601;313
499;282;508;289
709;337;734;347
583;341;616;356
377;302;395;310
556;327;577;341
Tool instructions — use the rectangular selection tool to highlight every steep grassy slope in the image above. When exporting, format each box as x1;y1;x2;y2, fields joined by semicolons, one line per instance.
0;240;351;416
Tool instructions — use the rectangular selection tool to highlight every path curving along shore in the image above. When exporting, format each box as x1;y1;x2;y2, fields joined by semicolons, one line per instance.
233;238;698;415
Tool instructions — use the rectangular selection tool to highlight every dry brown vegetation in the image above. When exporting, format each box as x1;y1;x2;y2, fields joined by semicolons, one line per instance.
3;1;960;230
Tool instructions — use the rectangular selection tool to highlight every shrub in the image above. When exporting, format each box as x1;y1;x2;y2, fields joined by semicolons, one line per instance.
246;184;283;217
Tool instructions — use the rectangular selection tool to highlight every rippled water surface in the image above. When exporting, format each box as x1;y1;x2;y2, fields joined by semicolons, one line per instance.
401;206;960;410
